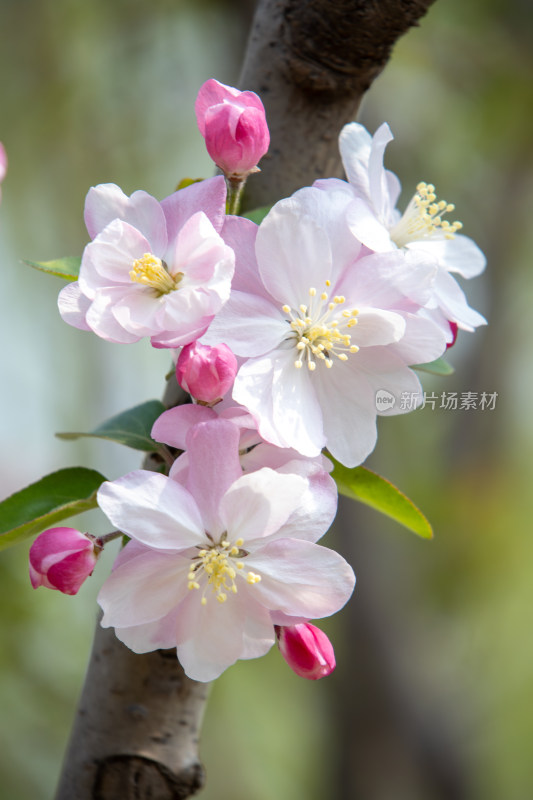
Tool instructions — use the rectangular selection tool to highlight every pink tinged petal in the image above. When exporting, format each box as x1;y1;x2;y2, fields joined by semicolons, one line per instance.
277;623;336;680
111;289;165;336
240;603;277;659
286;186;362;274
149;317;211;350
97;470;205;549
313;361;377;467
176;589;253;682
84;183;168;253
161;176;227;243
168;211;232;284
219;215;265;297
46;549;97;595
85;289;142;343
201;290;286;357
255;201;333;306
339;122;373;204
219;468;308;543
151;404;217;449
113;605;182;654
185;419;243;535
350;308;405;348
234;350;325;456
98;550;191;628
367;122;396;222
57;282;92;331
432;269;486;330
355;347;423;416
79;220;153;293
346;198;394;252
248;538;355;619
407;234;486;279
276;462;338;544
392;313;447;364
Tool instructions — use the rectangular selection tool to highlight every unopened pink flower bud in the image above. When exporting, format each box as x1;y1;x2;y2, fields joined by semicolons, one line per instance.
195;79;270;177
176;341;238;404
276;623;336;680
29;527;100;596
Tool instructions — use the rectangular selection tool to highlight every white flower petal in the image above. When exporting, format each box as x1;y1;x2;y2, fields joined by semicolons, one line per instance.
84;184;168;254
97;470;205;549
255;201;333;306
248;538;355;619
407;234;486;279
219;468;307;543
98;550;190;628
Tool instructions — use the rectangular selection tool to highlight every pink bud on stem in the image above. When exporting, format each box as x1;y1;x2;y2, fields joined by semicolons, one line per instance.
29;527;101;596
176;341;238;405
195;79;270;214
276;623;336;680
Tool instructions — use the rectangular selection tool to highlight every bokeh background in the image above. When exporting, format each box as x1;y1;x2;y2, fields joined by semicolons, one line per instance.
1;0;532;798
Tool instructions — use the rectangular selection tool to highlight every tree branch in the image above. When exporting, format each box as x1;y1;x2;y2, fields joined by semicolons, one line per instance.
239;0;436;208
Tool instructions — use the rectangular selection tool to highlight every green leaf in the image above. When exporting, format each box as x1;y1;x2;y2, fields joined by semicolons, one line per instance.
331;460;433;539
241;205;272;225
56;399;167;452
0;467;107;551
23;256;81;280
176;177;204;190
412;356;455;376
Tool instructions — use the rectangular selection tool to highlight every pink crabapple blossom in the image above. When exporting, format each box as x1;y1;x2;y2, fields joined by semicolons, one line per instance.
29;527;101;596
202;186;448;467
97;419;354;682
276;622;336;680
58;177;238;348
176;341;238;404
195;79;270;178
152;405;338;541
315;122;486;338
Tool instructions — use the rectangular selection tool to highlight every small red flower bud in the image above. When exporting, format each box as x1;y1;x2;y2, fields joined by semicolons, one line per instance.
276;623;336;680
29;527;100;596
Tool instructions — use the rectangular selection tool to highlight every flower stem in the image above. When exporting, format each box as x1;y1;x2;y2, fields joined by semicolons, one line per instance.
225;175;246;215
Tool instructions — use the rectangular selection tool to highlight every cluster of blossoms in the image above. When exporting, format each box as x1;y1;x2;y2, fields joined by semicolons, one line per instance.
30;79;486;682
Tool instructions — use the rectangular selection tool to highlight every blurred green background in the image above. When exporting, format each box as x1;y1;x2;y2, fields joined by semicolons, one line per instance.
1;0;532;798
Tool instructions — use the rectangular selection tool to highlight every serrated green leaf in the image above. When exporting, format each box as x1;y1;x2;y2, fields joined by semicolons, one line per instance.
412;356;455;376
241;205;272;225
56;399;166;452
23;256;81;280
331;460;433;539
0;467;107;551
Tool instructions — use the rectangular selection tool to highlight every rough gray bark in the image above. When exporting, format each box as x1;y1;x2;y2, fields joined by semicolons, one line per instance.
239;0;436;210
55;1;438;797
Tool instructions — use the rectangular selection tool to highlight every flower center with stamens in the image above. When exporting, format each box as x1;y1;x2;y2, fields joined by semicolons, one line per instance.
282;281;360;371
389;182;463;248
187;536;261;605
129;253;183;296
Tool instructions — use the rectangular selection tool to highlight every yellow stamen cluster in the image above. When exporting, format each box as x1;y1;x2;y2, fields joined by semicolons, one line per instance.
389;182;463;248
187;536;261;605
129;253;182;296
282;281;359;371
